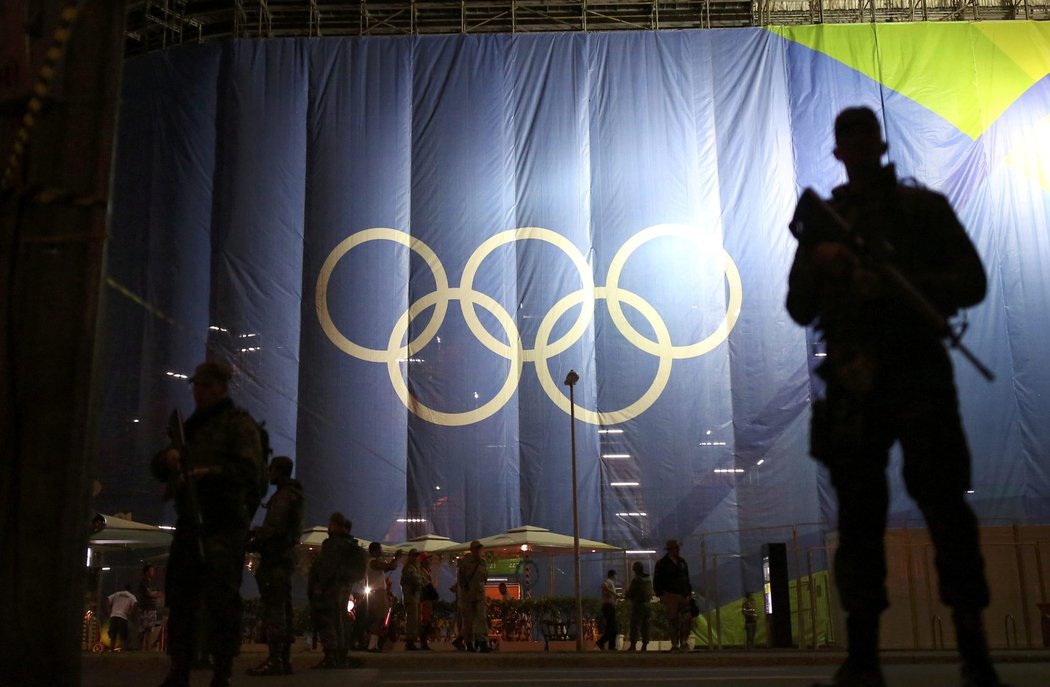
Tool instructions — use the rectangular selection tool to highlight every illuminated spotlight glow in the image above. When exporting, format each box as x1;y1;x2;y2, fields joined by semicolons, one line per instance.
598;428;625;434
966;490;976;494
520;544;529;552
602;453;631;459
396;517;427;523
814;352;828;357
397;358;425;363
208;325;228;332
489;577;510;582
165;371;189;379
238;333;258;338
132;418;140;423
610;481;639;487
158;525;176;530
615;512;648;517
699;441;727;446
101;567;111;571
756;459;765;466
626;550;657;555
713;468;744;474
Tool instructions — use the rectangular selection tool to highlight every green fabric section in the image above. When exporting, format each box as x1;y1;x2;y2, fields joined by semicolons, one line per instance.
770;22;1050;139
689;571;833;648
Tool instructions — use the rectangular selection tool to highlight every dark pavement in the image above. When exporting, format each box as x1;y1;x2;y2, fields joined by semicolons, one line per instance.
81;641;1050;687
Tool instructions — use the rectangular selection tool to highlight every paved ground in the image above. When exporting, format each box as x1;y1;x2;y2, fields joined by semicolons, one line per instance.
82;642;1050;687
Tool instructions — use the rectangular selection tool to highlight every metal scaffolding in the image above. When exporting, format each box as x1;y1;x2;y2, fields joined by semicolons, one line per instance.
125;0;1050;55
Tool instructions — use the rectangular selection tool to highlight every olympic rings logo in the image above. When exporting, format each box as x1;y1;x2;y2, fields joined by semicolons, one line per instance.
316;225;742;427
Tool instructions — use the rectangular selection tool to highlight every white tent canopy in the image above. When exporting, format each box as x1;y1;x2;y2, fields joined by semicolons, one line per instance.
440;525;621;557
390;533;461;553
88;514;172;550
298;526;385;553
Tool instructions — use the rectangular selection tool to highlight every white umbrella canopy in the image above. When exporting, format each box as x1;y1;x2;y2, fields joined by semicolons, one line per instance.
297;526;388;553
389;533;462;553
441;525;621;557
88;514;172;549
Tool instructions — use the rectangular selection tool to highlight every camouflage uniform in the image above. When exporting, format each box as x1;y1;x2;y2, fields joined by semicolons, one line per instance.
248;471;304;673
787;165;996;684
308;530;360;666
151;397;265;687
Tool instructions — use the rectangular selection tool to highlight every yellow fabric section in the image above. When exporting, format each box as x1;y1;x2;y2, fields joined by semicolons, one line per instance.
770;22;1050;139
1003;114;1050;192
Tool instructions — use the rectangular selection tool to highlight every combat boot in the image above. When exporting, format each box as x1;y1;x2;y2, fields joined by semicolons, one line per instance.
310;651;339;669
280;642;294;675
245;657;284;677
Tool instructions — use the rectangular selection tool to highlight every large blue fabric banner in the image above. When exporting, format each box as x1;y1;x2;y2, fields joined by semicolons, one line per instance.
99;24;1050;599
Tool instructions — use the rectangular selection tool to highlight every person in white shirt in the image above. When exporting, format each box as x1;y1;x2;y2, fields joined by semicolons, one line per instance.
107;585;138;651
596;569;619;650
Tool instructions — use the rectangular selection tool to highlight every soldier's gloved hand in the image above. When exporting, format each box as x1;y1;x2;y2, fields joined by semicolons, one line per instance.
163;448;182;473
851;267;884;300
808;242;858;281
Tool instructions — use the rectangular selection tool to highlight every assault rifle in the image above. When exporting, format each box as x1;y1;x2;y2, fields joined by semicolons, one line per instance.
789;188;994;381
168;408;206;560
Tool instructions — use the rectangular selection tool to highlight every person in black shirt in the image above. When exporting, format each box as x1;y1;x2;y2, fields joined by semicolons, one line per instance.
652;539;692;652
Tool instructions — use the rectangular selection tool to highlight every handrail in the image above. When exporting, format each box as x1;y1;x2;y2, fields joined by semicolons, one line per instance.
1004;614;1019;648
930;614;944;649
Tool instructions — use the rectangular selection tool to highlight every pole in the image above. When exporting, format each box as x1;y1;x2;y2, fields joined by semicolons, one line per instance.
0;4;128;685
564;369;583;651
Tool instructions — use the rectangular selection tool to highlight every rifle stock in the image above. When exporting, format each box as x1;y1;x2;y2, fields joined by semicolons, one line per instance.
791;188;994;382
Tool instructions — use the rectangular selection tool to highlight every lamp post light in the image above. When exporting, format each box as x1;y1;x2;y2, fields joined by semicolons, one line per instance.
564;369;584;651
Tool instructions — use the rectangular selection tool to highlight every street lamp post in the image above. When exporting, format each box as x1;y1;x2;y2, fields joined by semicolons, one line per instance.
564;369;584;651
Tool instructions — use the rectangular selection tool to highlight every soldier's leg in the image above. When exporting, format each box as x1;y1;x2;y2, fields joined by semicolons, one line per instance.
282;589;295;673
160;538;203;687
247;566;285;676
822;396;892;687
900;400;1000;687
202;537;246;687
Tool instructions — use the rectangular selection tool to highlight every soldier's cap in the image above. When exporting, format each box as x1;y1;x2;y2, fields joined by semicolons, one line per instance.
470;540;483;550
269;455;294;475
834;107;882;140
665;539;681;550
329;512;350;530
189;361;233;385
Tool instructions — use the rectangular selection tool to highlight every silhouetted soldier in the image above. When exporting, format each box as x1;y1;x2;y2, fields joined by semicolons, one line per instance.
308;512;365;668
787;107;1003;687
151;361;266;687
245;455;304;676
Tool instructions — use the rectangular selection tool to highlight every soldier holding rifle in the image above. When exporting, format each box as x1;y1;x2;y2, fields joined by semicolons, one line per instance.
151;361;267;687
787;107;1003;687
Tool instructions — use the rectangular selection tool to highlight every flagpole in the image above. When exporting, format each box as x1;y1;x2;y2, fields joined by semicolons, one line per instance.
564;369;584;651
